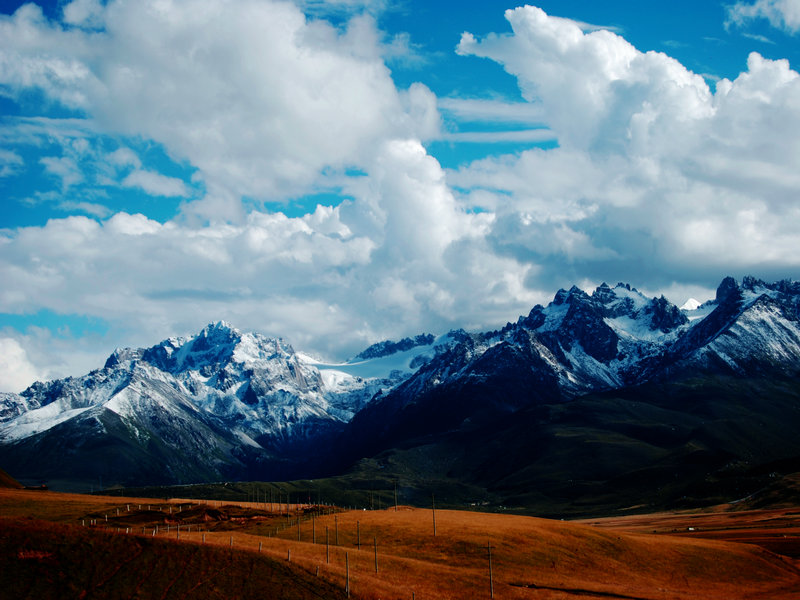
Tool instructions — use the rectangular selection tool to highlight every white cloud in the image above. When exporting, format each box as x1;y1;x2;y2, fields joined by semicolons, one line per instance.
440;129;555;144
0;0;439;214
0;149;24;177
727;0;800;34
121;169;189;198
451;6;800;287
62;0;105;29
0;337;41;393
438;97;547;124
40;155;84;190
458;7;714;153
1;2;799;391
107;147;141;169
0;138;535;382
56;200;113;218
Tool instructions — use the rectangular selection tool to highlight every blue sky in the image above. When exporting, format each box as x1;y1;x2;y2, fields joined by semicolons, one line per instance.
1;0;799;391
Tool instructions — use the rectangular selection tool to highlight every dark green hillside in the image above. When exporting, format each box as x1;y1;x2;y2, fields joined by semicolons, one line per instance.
334;375;800;518
0;465;22;489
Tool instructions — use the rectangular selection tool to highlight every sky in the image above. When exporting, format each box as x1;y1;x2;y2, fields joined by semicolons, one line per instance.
1;0;799;392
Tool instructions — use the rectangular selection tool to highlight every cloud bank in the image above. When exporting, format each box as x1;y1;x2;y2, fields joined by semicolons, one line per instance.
454;6;800;285
0;2;799;390
727;0;800;34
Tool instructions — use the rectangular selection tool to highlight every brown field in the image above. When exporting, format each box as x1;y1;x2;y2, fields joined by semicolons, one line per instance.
2;488;800;599
579;506;800;560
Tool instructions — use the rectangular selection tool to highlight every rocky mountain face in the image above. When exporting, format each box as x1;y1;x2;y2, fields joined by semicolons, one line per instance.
341;276;800;462
2;275;800;503
0;321;438;488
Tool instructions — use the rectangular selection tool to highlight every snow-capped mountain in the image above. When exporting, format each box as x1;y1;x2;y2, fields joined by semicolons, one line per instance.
0;321;440;446
0;321;441;488
343;276;800;459
669;276;800;376
1;275;799;492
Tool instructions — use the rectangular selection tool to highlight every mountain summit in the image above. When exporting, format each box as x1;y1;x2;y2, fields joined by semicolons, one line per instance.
342;276;800;464
0;322;434;488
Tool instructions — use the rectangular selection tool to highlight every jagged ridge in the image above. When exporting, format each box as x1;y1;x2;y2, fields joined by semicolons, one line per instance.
2;275;799;494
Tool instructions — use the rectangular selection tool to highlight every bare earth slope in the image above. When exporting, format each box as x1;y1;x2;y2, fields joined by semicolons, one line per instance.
2;488;799;599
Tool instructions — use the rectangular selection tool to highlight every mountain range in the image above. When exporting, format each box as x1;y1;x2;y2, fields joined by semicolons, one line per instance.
2;275;800;515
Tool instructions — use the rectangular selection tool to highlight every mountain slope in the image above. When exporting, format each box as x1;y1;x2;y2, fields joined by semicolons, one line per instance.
341;277;800;462
3;274;800;513
0;322;438;489
337;374;800;517
334;277;800;515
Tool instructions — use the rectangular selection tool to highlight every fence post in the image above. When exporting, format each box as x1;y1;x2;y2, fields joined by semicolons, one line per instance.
374;537;378;573
488;539;494;599
357;521;361;550
345;552;350;598
326;526;330;563
432;494;437;537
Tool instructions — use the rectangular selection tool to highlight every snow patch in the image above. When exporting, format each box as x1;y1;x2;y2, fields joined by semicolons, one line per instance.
681;298;702;311
0;403;93;442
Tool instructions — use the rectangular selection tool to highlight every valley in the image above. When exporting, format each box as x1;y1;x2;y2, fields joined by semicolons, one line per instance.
2;487;800;599
3;276;800;598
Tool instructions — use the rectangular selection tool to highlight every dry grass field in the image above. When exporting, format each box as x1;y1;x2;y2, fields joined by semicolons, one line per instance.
2;487;800;599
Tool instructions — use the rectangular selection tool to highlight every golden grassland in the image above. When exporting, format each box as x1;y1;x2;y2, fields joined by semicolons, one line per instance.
2;488;800;599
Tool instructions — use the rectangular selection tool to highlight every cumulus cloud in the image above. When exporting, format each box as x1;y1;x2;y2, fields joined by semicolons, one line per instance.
452;5;800;288
62;0;105;29
0;0;439;213
1;2;799;390
0;136;535;368
727;0;800;34
121;169;189;197
40;155;84;190
0;338;41;393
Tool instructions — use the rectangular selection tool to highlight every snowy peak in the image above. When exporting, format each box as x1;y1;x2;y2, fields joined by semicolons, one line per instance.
590;282;686;334
665;275;800;377
354;334;436;361
142;321;244;374
105;322;299;378
1;319;429;465
592;282;644;309
681;298;702;311
4;275;800;491
523;281;685;351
